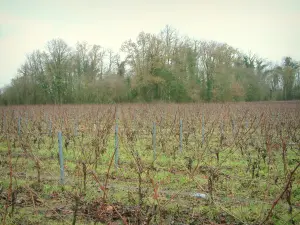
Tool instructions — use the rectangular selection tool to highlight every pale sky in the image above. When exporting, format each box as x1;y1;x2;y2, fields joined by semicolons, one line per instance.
0;0;299;87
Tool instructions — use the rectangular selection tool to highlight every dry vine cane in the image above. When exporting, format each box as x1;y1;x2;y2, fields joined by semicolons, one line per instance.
260;161;300;225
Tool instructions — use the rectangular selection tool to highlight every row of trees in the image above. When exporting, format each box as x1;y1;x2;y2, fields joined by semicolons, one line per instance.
1;25;300;104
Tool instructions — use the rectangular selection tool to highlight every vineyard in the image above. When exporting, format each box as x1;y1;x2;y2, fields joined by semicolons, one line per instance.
0;102;300;225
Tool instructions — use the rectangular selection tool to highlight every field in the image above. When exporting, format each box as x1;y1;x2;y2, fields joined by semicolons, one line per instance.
0;102;299;225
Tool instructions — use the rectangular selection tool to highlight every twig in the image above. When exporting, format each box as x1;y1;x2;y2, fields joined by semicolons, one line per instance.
112;205;128;225
260;161;300;225
102;149;116;202
90;149;115;202
30;188;37;214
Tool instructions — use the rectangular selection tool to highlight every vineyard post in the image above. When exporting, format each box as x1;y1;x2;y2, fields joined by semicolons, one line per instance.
220;118;223;137
179;119;183;152
48;119;52;136
115;121;119;169
232;115;235;137
202;113;205;144
58;131;65;185
45;112;48;132
74;120;78;136
25;111;28;126
30;109;33;122
277;113;282;134
153;121;156;160
18;116;21;136
2;112;6;132
133;109;135;122
134;109;137;128
60;117;63;131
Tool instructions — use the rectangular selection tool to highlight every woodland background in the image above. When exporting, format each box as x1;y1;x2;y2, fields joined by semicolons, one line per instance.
1;25;299;105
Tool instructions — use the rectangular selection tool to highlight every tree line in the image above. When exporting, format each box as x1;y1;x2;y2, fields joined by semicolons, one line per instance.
1;25;300;105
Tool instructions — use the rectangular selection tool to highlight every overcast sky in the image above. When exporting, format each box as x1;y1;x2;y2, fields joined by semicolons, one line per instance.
0;0;299;87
